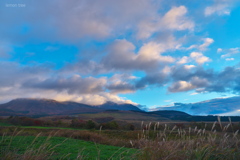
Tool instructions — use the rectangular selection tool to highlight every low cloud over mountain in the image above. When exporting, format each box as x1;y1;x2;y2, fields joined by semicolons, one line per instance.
153;96;240;116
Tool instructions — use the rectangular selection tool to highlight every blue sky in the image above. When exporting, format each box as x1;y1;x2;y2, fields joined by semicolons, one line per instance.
1;0;240;110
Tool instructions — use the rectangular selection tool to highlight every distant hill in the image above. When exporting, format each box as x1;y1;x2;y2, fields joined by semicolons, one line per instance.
155;96;240;116
150;110;191;119
95;101;142;111
0;98;142;116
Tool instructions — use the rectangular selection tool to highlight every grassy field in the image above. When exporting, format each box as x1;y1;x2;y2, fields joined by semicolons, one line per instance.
0;135;138;159
0;122;14;126
1;116;240;159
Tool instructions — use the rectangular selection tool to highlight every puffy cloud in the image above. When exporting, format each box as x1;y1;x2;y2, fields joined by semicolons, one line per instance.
190;52;211;65
184;65;196;70
0;61;52;88
22;75;107;94
198;38;214;51
102;39;175;72
101;39;139;70
168;76;209;93
162;6;194;31
137;42;175;63
203;67;240;93
106;82;136;94
168;65;240;94
168;81;195;92
217;48;223;53
190;76;209;88
177;52;211;65
56;92;137;105
106;74;137;94
169;65;215;88
226;58;234;61
177;56;189;64
187;38;214;51
135;72;168;89
137;5;194;39
0;61;139;105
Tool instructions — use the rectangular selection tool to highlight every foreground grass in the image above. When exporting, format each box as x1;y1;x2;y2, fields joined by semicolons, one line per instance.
1;117;240;159
0;135;138;159
0;122;14;127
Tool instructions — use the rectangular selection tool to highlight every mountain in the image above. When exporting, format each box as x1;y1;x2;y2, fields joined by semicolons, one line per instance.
155;96;240;116
0;98;104;116
96;101;142;111
0;98;141;116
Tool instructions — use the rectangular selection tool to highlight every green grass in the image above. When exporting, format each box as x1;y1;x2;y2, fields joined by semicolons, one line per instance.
79;111;169;122
0;122;14;126
20;126;84;130
0;135;138;159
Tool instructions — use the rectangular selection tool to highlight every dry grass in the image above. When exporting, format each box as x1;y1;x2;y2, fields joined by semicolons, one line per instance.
133;117;240;160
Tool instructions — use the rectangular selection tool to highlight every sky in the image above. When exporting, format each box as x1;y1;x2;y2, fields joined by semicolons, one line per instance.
1;0;240;111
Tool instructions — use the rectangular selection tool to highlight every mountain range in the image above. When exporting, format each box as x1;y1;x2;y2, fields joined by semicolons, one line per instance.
0;98;142;116
1;96;240;117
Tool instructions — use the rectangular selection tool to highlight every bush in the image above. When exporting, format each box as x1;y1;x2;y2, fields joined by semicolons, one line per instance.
101;121;119;130
86;120;96;129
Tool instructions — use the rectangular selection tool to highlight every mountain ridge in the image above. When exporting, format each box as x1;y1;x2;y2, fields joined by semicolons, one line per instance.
0;98;142;116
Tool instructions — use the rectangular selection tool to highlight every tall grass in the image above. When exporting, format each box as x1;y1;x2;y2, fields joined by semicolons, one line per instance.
134;117;240;160
0;129;66;160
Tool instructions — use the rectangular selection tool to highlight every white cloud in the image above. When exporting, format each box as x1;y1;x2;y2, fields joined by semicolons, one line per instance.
204;0;235;16
184;65;196;70
177;56;189;64
58;92;137;105
162;66;171;74
138;42;175;63
187;38;214;51
199;38;214;51
190;92;199;95
137;5;194;39
102;39;176;72
168;76;209;93
217;48;223;53
168;80;195;92
162;6;194;31
190;52;211;65
164;100;172;102
220;47;240;58
226;58;234;61
177;52;211;65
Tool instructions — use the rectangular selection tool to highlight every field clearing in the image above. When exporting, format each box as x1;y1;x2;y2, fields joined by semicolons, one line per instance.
78;111;169;121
